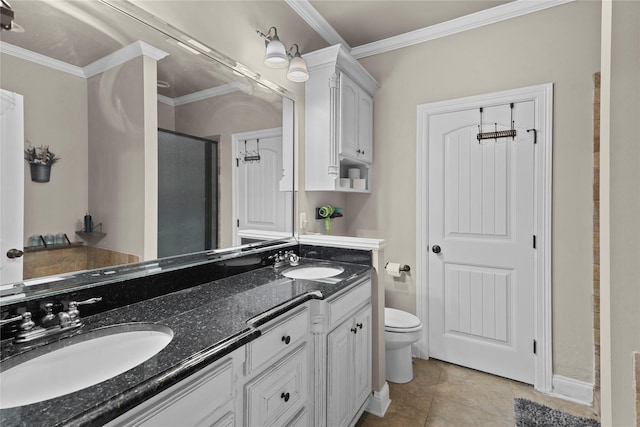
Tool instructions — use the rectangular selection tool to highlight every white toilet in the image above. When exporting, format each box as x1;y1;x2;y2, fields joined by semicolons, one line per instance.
384;307;423;383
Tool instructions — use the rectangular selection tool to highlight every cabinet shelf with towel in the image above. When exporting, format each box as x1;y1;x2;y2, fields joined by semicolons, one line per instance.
304;45;379;193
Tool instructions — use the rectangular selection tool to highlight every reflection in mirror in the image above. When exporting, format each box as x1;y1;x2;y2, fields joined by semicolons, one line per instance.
0;0;294;294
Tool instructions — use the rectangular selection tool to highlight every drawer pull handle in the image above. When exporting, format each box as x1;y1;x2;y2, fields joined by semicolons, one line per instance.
281;392;290;402
357;323;363;329
281;335;291;345
350;327;358;334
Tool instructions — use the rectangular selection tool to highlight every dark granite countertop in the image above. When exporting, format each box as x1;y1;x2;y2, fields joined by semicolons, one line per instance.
0;258;371;427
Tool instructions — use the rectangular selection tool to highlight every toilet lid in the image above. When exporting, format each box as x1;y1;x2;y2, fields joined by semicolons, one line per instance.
385;307;421;329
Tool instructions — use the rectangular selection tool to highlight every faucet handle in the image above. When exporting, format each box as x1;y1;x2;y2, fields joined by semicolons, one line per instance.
75;297;103;306
1;312;34;331
68;297;102;325
41;303;58;328
19;312;35;331
285;251;300;265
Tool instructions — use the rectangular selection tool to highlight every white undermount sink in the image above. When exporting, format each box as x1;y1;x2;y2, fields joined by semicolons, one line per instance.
0;323;173;409
282;265;344;280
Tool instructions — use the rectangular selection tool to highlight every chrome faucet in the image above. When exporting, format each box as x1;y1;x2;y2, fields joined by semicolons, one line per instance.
285;251;300;266
269;250;300;268
1;297;102;343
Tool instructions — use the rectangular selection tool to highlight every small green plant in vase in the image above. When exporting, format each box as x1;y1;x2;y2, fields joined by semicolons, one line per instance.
24;145;61;182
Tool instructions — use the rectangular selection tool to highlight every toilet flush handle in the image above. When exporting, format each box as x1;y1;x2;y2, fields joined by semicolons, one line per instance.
432;245;441;254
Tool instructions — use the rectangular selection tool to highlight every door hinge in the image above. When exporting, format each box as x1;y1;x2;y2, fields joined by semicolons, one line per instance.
236;158;239;167
533;235;536;249
236;219;240;227
533;339;537;354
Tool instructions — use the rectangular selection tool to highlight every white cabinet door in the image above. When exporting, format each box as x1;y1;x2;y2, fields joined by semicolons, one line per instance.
326;300;372;427
339;73;359;161
339;73;373;165
327;322;353;427
352;305;372;408
357;91;373;164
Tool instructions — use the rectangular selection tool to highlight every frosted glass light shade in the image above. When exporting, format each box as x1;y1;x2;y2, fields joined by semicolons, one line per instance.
264;37;288;68
287;55;309;82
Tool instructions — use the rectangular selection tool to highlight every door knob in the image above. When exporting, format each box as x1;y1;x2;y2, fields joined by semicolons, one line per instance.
6;249;24;259
431;245;441;254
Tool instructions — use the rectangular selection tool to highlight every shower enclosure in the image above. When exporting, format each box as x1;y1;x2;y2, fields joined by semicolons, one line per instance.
158;129;218;258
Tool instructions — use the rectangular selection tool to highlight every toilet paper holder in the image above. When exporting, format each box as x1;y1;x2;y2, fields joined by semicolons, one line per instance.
385;262;410;272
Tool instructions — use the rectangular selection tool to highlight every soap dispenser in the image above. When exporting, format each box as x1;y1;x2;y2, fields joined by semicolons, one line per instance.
84;212;92;233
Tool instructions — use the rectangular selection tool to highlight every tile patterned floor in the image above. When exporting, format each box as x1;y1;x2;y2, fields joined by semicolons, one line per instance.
357;358;600;426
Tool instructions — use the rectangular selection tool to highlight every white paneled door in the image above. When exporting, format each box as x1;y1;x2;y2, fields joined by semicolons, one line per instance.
0;89;24;286
428;102;536;384
234;129;287;245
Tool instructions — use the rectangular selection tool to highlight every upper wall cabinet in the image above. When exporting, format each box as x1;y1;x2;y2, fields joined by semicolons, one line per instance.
304;45;380;192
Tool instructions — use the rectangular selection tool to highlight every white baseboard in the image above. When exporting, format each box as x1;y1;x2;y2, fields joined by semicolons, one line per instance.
365;382;391;417
551;375;594;405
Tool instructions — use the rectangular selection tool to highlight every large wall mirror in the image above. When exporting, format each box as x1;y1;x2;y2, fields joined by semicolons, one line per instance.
0;0;294;297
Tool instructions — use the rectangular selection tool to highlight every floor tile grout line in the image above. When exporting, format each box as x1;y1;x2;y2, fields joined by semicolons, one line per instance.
421;362;443;427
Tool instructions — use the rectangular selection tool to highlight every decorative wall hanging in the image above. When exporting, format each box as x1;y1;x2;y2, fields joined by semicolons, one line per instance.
24;145;61;182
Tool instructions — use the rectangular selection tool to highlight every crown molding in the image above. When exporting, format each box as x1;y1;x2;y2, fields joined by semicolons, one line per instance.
158;82;246;107
0;41;85;77
83;41;169;78
303;45;379;96
157;94;174;106
351;0;575;59
1;40;169;79
284;0;351;52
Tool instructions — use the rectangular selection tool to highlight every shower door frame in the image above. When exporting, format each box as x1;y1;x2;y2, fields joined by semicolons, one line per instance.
157;128;219;257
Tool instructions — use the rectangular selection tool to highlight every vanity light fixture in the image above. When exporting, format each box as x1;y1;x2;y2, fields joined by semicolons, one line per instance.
286;44;309;83
256;27;309;82
0;0;23;32
257;26;288;69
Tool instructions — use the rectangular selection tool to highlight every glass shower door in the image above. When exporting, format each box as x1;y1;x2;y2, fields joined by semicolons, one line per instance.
158;129;218;258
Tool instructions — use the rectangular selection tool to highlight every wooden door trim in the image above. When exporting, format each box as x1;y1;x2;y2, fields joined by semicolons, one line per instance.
415;83;553;393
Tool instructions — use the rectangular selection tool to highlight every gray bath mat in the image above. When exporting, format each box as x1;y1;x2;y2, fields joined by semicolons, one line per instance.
514;398;600;427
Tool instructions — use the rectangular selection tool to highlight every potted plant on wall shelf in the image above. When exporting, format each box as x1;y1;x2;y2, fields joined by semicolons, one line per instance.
24;145;61;183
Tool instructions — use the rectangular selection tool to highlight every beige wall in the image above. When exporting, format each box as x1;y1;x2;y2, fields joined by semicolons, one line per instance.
599;1;640;424
157;101;176;131
351;1;601;383
88;57;151;260
0;54;88;244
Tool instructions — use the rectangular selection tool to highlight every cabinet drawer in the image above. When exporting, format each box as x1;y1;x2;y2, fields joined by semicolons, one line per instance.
211;411;234;427
108;353;237;427
286;408;309;427
327;279;371;329
246;306;309;374
245;344;308;427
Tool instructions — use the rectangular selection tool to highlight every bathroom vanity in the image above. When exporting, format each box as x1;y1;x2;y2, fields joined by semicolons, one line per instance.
0;249;373;427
